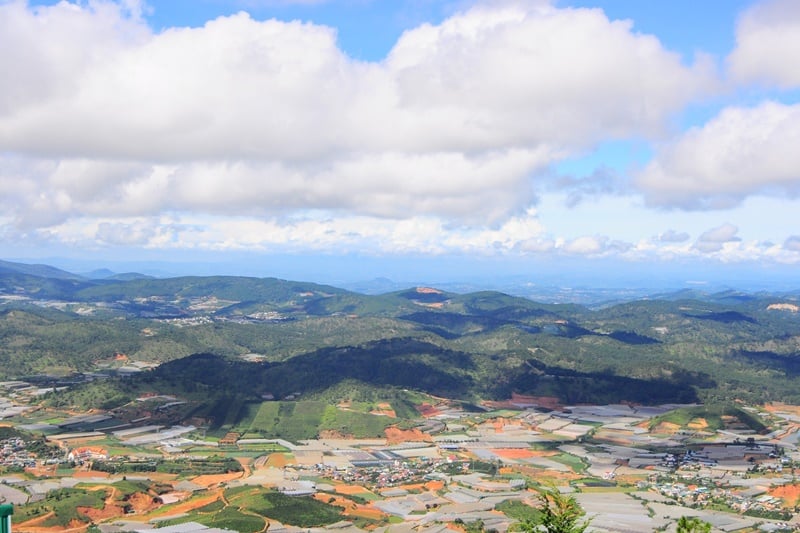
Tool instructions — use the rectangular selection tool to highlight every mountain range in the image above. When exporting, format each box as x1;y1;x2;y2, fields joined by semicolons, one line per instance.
1;258;799;411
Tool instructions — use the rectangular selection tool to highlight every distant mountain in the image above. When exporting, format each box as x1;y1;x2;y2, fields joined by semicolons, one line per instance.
82;268;117;279
0;259;84;280
3;259;800;408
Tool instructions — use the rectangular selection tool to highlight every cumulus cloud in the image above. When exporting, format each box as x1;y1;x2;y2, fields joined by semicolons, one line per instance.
0;0;713;235
784;236;800;252
728;0;800;88
693;223;741;253
41;209;548;256
636;101;800;208
550;167;623;208
658;229;690;243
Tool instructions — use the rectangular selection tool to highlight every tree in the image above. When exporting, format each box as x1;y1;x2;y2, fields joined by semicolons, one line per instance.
516;487;589;533
676;516;711;533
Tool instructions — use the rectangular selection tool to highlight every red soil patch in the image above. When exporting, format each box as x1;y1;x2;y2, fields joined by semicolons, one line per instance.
264;453;291;468
335;484;374;495
416;403;443;417
73;470;109;478
313;493;385;521
424;480;445;491
370;407;396;418
395;480;444;492
765;403;800;416
769;484;800;507
651;422;681;434
687;418;709;429
78;504;124;522
190;471;243;488
385;426;432;444
149;491;222;518
492;448;545;460
416;287;443;294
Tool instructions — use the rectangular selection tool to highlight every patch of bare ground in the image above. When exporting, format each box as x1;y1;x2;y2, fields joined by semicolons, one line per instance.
651;421;681;434
145;490;223;519
687;417;708;430
385;426;432;444
769;483;800;507
765;402;800;416
263;452;291;468
511;464;582;483
492;448;556;460
313;493;385;521
370;402;396;417
319;429;351;439
190;471;243;488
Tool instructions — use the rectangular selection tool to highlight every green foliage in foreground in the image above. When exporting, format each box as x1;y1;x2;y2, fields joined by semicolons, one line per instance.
677;516;711;533
515;488;589;533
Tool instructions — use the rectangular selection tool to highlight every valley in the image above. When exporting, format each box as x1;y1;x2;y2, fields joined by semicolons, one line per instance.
1;260;800;531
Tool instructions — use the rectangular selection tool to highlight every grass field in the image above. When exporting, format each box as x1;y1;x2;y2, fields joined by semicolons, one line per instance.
13;487;106;527
246;400;394;442
163;486;346;530
549;452;588;473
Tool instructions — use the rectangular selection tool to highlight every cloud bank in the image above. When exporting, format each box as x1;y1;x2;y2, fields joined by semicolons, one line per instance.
0;1;710;230
0;0;798;267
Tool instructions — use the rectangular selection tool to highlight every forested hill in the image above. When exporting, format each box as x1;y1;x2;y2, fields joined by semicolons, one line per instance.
1;261;800;405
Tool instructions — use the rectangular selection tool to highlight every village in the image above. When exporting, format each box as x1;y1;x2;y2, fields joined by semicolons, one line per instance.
0;378;800;533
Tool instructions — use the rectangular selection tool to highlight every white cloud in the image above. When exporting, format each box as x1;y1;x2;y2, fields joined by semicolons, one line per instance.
693;223;741;253
636;101;800;209
784;236;800;252
41;209;548;256
0;0;713;236
658;229;689;243
728;0;800;88
561;235;607;255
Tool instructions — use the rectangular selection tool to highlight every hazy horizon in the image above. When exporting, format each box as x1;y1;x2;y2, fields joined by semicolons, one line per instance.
6;254;798;298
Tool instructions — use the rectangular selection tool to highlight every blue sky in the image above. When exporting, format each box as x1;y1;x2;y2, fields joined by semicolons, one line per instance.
2;0;800;287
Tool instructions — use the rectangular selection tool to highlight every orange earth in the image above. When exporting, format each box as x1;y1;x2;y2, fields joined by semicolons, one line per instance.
190;471;244;488
146;490;223;520
385;426;432;444
16;482;175;533
491;448;556;460
687;418;709;430
313;493;385;521
765;403;800;416
263;452;291;468
650;421;681;434
416;403;443;417
394;480;445;492
370;402;397;418
769;484;800;507
334;484;375;495
73;470;110;478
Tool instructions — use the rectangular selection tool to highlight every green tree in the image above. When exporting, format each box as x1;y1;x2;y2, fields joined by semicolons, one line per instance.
517;488;589;533
676;516;711;533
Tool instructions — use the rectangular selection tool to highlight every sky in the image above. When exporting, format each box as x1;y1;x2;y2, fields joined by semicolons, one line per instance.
1;0;800;287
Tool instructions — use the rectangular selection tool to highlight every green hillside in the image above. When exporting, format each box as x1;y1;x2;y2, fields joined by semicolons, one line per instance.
2;263;800;411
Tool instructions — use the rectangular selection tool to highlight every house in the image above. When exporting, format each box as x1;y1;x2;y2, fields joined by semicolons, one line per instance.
68;446;109;462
